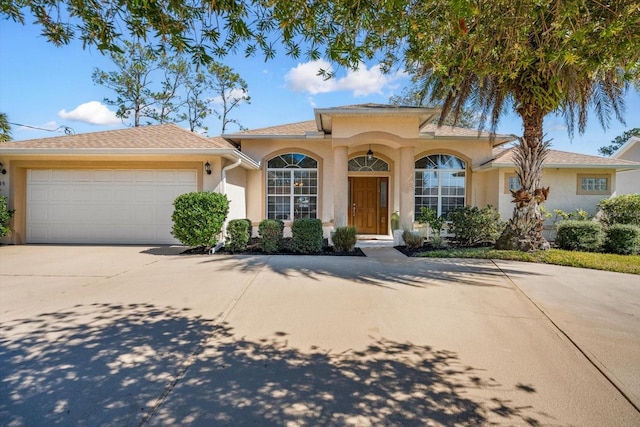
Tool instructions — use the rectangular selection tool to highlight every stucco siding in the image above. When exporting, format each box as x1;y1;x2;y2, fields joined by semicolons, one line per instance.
497;167;617;221
614;142;640;195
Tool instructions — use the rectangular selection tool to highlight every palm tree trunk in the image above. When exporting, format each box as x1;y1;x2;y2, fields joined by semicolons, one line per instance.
496;111;551;251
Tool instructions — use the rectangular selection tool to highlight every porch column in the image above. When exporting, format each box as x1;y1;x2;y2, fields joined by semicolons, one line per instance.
333;145;349;228
399;145;415;230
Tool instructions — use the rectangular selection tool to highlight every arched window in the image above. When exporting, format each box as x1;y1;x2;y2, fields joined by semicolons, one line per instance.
348;156;389;172
266;153;318;220
415;154;466;217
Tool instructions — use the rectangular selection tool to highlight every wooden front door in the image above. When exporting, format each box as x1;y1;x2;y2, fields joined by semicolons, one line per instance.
349;177;388;234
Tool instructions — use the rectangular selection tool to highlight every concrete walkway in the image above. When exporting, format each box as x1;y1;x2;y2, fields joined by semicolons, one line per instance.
0;245;638;426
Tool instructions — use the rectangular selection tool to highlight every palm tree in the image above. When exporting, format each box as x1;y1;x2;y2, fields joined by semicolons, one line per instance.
0;112;11;142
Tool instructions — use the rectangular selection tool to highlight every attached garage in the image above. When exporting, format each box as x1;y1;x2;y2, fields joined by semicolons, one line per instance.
26;169;197;244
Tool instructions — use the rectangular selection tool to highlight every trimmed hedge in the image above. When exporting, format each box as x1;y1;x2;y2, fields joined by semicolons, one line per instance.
555;220;603;252
447;205;503;245
332;226;357;252
291;218;323;254
597;194;640;227
0;195;14;238
258;219;284;254
603;224;640;255
226;219;250;252
171;192;229;248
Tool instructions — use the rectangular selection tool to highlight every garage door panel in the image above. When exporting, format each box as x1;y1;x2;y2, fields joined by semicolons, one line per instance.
27;169;197;244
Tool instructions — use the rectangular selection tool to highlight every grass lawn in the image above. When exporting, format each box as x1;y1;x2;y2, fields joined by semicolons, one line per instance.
414;248;640;275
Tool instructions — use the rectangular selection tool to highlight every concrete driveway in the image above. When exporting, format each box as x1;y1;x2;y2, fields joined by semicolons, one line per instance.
0;245;638;426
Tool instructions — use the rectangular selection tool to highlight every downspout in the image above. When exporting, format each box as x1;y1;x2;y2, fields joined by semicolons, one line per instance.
212;158;242;253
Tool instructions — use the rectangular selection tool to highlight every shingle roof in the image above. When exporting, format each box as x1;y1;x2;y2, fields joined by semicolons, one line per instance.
228;119;507;139
489;147;640;168
0;124;235;149
231;120;318;136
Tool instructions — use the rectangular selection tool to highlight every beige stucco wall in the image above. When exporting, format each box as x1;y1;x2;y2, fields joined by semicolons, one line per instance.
496;167;616;221
615;142;640;195
240;127;499;235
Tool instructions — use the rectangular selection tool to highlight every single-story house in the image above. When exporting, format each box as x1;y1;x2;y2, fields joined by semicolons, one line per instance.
612;136;640;195
1;104;639;245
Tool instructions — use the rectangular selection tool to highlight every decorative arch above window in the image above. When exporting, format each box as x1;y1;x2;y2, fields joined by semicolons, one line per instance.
267;153;318;169
266;153;318;220
348;156;389;172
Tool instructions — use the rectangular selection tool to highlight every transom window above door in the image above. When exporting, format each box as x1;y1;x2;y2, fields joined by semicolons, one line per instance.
266;153;318;220
415;154;466;218
348;156;389;172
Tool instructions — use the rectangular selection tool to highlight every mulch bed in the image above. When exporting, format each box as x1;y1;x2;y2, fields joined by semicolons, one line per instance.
395;241;494;257
181;237;366;257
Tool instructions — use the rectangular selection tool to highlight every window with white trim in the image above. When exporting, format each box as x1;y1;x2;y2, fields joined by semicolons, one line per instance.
415;154;466;217
266;153;318;220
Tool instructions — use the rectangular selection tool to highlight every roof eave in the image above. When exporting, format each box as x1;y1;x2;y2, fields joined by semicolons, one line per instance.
0;148;261;169
478;162;640;171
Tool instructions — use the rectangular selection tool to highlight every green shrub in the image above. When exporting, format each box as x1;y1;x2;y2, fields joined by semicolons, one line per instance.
291;218;323;254
598;194;640;227
416;207;446;237
402;229;423;249
242;219;253;240
171;192;229;248
258;219;284;254
0;195;14;238
447;205;503;246
555;220;603;252
603;224;640;255
332;226;357;252
226;219;250;252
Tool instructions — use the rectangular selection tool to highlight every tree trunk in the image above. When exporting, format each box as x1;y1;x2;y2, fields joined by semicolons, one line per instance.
495;110;551;251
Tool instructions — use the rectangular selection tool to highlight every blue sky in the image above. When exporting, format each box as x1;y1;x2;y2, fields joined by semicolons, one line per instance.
1;18;638;156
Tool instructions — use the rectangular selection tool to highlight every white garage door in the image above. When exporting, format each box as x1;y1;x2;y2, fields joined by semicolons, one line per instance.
27;169;197;244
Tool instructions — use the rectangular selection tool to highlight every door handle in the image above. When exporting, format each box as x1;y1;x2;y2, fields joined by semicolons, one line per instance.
352;203;356;217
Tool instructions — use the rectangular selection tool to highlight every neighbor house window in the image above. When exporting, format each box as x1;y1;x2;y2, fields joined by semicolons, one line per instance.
577;174;611;195
415;154;466;217
267;153;318;220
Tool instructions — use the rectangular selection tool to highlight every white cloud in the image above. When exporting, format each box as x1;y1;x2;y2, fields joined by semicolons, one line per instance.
211;89;249;105
285;60;406;97
58;101;120;125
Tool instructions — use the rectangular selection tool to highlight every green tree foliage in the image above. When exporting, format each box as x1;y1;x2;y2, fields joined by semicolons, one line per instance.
0;112;11;142
92;40;162;127
178;62;250;134
598;128;640;157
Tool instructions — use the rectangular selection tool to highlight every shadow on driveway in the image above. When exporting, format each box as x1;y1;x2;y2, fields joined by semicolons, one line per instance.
196;254;546;289
0;303;544;426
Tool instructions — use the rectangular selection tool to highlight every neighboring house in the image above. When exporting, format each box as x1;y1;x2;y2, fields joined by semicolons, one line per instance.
612;136;640;195
1;104;639;245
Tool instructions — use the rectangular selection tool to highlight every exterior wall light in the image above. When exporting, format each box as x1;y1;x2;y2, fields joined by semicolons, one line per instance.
205;162;212;175
0;162;5;174
366;147;374;162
